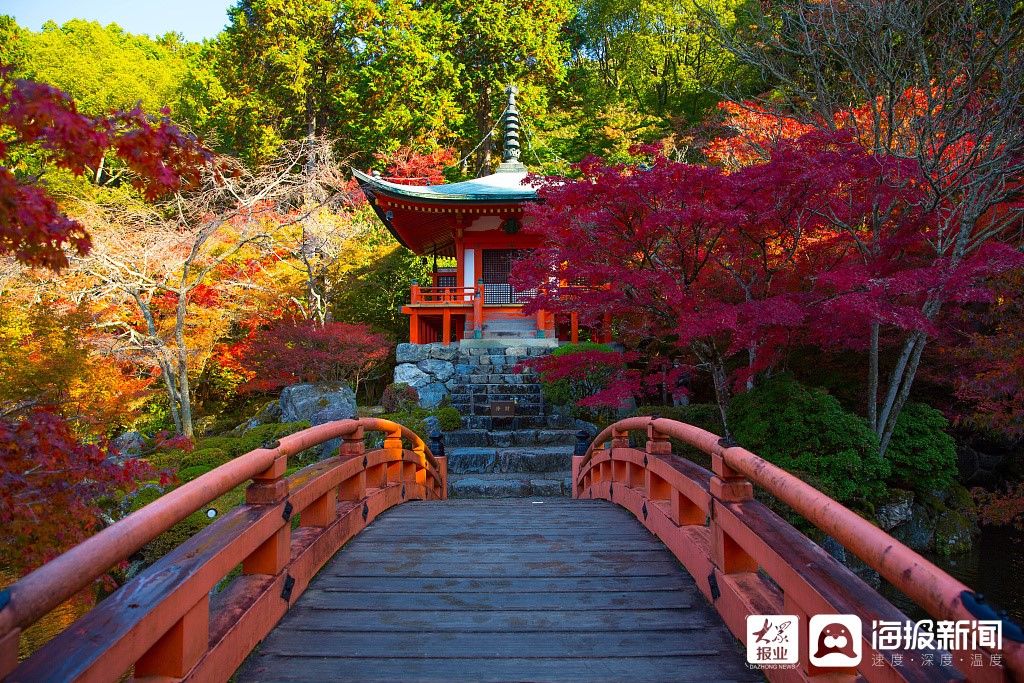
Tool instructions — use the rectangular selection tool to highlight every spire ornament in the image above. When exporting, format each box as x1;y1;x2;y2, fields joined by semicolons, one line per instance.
497;85;527;173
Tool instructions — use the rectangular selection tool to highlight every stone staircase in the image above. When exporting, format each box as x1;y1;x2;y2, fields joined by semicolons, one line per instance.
445;338;579;498
480;314;541;339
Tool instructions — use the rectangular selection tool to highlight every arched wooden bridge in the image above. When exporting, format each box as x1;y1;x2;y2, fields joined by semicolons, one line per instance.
1;417;1021;681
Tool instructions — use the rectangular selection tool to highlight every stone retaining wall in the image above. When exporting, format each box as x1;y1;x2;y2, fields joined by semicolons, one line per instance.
392;341;554;408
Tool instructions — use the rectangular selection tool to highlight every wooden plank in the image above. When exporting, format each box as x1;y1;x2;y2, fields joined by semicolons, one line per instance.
345;539;669;550
321;560;684;578
236;499;755;682
297;589;694;610
256;629;730;658
270;608;715;632
330;549;673;563
238;655;760;682
310;575;694;593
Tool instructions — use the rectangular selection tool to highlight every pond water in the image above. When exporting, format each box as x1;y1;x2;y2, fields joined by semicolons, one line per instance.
879;522;1024;624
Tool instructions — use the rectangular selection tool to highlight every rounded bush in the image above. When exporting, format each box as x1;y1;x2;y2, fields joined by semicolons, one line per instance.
127;485;165;512
538;342;624;416
433;406;462;432
886;402;957;493
728;376;890;509
550;341;615;357
194;421;311;457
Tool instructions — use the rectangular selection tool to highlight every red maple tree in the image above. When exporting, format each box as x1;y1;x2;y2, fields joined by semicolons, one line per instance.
0;410;154;575
0;64;212;269
515;126;1023;442
236;320;393;396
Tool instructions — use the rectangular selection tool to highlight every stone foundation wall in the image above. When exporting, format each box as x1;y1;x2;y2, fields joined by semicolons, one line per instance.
393;343;460;408
392;341;554;408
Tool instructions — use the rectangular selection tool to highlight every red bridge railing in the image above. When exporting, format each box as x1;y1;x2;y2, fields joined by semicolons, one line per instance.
0;418;446;681
574;416;1024;683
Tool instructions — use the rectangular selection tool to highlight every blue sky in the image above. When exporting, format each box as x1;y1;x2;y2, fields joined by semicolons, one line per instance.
2;0;235;42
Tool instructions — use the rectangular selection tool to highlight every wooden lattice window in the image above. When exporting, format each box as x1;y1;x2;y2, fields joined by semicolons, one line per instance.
482;249;536;304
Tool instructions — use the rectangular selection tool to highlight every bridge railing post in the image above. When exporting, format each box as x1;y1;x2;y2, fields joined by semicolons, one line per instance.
610;427;629;485
383;425;404;485
243;451;290;576
709;438;757;575
134;593;209;678
339;427;366;501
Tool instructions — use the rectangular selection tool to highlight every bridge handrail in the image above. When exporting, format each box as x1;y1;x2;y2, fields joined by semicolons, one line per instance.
0;417;439;673
577;416;1023;680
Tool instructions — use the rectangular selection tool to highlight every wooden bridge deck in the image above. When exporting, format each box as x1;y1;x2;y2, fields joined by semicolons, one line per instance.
237;499;759;682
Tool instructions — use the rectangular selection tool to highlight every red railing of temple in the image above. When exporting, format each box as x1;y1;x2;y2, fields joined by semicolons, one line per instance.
0;418;446;682
574;416;1024;683
409;284;478;305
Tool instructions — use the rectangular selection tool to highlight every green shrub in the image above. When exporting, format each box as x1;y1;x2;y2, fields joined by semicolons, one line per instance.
636;404;725;434
193;421;311;457
378;406;464;442
433;406;462;432
177;465;213;482
180;448;230;470
127;485;166;512
551;341;615;357
886;403;957;493
140;484;246;564
381;382;419;412
728;376;890;510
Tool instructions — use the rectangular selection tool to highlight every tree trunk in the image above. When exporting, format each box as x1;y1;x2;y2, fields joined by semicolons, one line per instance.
132;292;183;433
878;331;927;457
868;322;879;432
175;291;194;438
710;359;732;438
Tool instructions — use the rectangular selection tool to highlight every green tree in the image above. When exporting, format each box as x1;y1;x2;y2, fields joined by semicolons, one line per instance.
330;221;431;340
567;0;747;122
193;0;461;164
15;19;194;116
4;18;200;193
429;0;573;173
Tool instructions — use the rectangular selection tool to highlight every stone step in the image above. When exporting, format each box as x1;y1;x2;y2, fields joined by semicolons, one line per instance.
446;429;489;447
451;383;542;394
448;471;573;499
465;373;536;385
459;338;559;350
483;324;538;333
446;447;573;475
460;415;576;431
445;429;580;448
461;406;545;418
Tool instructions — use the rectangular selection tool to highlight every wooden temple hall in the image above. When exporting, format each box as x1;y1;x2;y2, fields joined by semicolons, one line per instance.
354;86;611;345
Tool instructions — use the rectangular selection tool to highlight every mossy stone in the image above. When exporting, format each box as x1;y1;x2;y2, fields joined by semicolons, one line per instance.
934;510;977;556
